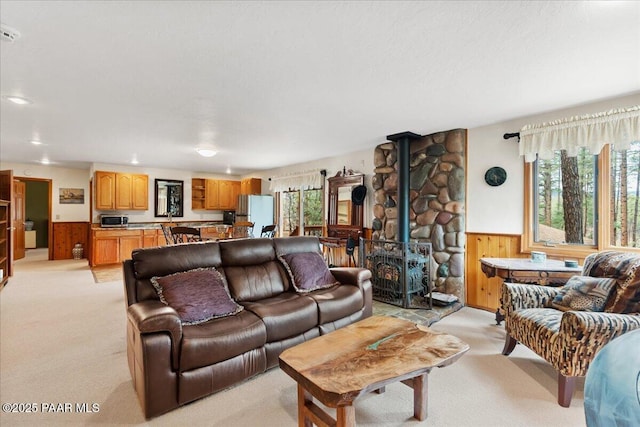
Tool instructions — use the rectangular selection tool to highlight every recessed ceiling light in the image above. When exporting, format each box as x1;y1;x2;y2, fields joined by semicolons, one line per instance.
226;167;231;174
40;159;50;165
30;140;43;145
196;148;217;157
3;95;32;105
131;159;139;165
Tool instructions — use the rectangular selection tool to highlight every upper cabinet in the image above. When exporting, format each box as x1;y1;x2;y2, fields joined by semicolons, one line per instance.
95;171;148;211
194;178;241;211
240;178;262;195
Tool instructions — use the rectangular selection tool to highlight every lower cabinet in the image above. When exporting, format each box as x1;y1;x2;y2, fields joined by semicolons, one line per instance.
91;228;163;266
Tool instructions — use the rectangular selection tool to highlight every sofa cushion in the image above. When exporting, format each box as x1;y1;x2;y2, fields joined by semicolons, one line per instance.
550;275;616;312
180;309;267;371
151;268;243;325
306;284;363;324
279;252;338;293
241;293;318;342
582;251;640;313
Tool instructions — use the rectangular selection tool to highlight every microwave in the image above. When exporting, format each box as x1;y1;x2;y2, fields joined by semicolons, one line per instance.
100;214;129;228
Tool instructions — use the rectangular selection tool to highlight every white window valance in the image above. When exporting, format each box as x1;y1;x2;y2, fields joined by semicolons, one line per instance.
269;169;324;192
519;105;640;162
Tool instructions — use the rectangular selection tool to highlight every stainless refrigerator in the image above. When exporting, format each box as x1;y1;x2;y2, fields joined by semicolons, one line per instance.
236;195;274;238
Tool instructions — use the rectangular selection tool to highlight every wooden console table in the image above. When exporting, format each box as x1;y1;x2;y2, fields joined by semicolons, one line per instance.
480;257;582;325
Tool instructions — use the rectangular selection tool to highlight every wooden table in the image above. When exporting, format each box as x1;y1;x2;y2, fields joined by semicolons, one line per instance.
279;316;469;427
479;257;582;324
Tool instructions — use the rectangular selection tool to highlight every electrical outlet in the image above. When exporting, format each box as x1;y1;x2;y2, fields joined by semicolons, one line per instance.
56;214;60;220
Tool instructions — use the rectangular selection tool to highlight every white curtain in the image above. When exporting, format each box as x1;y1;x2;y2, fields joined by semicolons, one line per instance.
519;105;640;162
269;169;323;192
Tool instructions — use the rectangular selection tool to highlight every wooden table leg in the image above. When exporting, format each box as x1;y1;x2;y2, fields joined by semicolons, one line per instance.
412;373;428;421
336;405;356;427
297;384;313;427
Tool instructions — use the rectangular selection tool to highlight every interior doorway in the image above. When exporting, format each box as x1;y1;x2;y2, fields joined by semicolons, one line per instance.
17;177;52;260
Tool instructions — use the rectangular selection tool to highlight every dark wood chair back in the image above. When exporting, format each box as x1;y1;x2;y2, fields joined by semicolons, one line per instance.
170;226;202;244
260;224;277;238
232;221;254;238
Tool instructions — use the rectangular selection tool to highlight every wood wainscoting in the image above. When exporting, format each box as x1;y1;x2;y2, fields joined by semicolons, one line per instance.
52;222;90;260
465;232;590;312
466;233;525;312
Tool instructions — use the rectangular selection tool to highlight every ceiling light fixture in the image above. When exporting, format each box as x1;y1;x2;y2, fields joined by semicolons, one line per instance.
226;167;231;174
196;148;217;158
131;158;139;165
3;95;32;105
40;159;50;165
30;140;43;145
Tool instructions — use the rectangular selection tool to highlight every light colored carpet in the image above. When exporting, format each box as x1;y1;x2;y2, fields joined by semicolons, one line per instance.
0;249;586;426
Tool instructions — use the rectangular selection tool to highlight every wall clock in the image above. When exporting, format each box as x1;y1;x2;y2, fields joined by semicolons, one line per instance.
484;166;507;187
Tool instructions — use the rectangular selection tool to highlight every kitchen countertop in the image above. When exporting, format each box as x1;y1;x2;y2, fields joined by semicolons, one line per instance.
92;222;227;230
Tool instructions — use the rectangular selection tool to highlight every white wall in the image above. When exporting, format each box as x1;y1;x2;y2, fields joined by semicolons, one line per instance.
248;148;377;228
90;163;242;223
4;92;638;231
0;162;91;222
467;92;640;234
0;161;244;223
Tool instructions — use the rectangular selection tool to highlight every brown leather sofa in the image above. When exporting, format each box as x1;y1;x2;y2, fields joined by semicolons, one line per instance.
123;236;373;418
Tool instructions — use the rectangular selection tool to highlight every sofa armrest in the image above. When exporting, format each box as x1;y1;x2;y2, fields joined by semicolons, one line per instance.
330;267;373;317
127;300;182;370
501;282;560;314
558;311;640;376
330;267;372;291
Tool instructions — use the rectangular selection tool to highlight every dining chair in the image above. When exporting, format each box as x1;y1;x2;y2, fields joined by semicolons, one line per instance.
160;224;173;245
170;226;202;244
260;224;277;238
232;221;254;238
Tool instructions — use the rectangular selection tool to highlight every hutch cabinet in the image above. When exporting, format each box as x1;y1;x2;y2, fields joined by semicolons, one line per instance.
0;200;9;287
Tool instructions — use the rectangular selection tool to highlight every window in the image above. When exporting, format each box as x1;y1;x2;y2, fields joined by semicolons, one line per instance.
534;148;597;246
281;190;299;236
279;188;323;237
524;141;640;254
303;188;323;236
610;140;640;247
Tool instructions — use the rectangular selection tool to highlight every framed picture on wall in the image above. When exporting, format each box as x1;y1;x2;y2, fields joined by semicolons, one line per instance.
59;188;84;204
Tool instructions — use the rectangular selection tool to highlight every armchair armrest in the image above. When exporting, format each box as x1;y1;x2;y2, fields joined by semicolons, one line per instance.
558;311;640;377
501;282;560;315
127;300;182;370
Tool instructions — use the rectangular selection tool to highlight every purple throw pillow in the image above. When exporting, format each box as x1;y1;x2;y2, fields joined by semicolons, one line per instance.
279;252;338;293
151;268;243;325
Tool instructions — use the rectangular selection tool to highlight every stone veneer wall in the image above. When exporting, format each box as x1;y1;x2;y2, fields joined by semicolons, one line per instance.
371;129;466;302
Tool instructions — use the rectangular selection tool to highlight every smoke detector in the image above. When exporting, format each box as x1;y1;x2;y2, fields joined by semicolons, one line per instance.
1;23;21;42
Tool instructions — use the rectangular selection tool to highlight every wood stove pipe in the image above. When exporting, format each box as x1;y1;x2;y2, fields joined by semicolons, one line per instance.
386;131;422;243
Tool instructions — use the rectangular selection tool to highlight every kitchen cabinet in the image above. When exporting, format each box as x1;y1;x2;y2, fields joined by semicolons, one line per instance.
192;178;206;210
95;171;148;211
195;178;240;210
91;229;143;266
142;229;160;248
240;178;262;195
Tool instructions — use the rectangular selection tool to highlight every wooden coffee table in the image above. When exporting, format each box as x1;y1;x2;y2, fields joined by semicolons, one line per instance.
278;316;469;426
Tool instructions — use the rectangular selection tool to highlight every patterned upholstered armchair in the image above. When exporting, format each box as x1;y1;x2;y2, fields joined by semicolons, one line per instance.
501;251;640;407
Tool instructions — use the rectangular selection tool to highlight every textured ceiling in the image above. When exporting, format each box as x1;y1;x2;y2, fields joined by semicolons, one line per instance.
1;1;639;174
